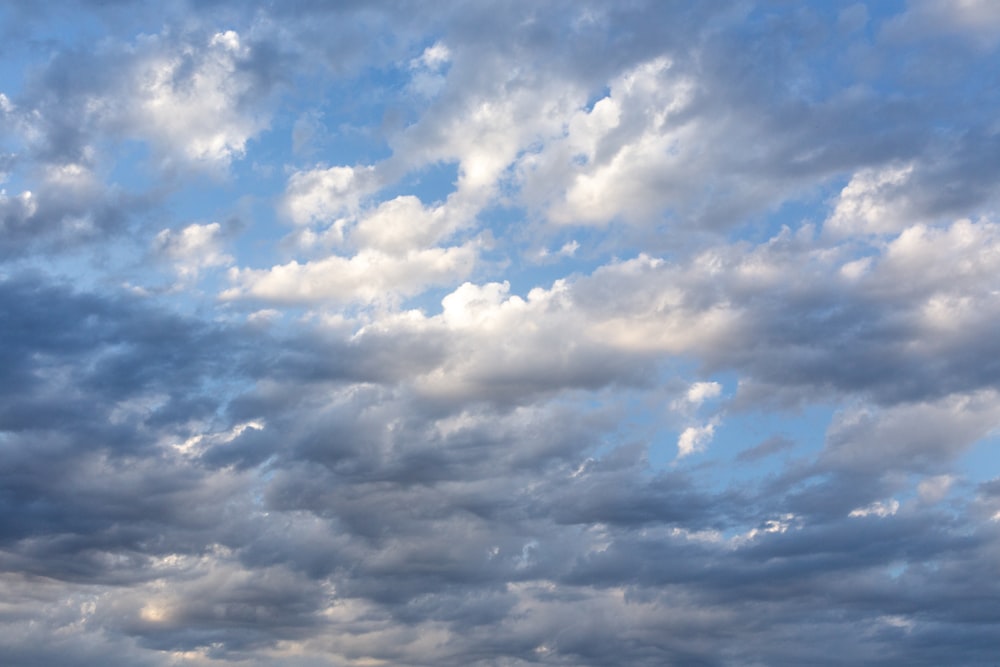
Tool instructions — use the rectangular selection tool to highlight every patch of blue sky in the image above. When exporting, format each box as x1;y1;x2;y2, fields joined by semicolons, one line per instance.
0;59;24;101
399;285;458;318
99;139;158;198
161;173;267;230
378;159;459;207
667;401;839;497
958;431;1000;487
560;382;675;468
715;402;834;463
732;183;840;245
581;85;611;113
326;63;426;131
471;207;617;293
272;65;411;169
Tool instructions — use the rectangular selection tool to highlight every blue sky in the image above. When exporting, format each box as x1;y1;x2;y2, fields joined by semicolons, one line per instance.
3;1;1000;665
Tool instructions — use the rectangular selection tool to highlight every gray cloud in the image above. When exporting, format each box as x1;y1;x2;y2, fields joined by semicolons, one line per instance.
3;2;1000;666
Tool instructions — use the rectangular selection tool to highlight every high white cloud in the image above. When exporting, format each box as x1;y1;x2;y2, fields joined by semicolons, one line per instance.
153;222;233;278
825;163;916;236
386;47;585;206
518;57;700;226
849;498;900;518
222;243;478;305
282;165;379;226
686;381;722;405
92;30;273;170
677;422;716;458
5;27;275;181
352;195;467;253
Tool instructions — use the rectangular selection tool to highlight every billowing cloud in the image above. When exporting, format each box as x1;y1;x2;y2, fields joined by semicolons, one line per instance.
282;165;379;226
122;30;271;168
677;422;716;458
3;2;1000;666
153;222;234;278
222;242;478;306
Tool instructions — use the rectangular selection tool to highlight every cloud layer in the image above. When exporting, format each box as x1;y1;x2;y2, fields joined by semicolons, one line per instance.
2;2;1000;665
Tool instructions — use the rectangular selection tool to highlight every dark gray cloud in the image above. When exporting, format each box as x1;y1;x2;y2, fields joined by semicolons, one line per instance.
3;269;1000;665
737;434;796;462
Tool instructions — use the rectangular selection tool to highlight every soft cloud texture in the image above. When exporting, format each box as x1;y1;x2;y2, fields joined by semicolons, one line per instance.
2;2;1000;666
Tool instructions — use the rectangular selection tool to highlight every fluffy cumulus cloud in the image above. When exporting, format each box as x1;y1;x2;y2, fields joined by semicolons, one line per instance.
3;2;1000;666
154;222;234;279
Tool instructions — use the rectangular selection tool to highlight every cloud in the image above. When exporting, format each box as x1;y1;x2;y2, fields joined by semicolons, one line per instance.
281;165;379;226
821;390;1000;474
407;42;451;98
153;222;234;278
0;163;132;256
685;381;722;405
885;0;1000;49
4;2;1000;666
737;435;796;463
849;498;900;518
221;242;478;306
917;474;956;504
676;422;716;458
6;26;281;175
123;30;271;168
825;163;917;236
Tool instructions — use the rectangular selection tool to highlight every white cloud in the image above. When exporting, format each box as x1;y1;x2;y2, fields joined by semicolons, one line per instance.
9;28;274;175
231;186;483;305
221;243;477;305
737;514;802;543
282;165;379;226
558;240;579;257
153;222;233;278
849;498;900;518
876;218;1000;295
352;195;464;254
677;423;715;459
518;57;699;226
408;42;451;98
388;50;584;205
413;42;451;71
686;382;722;405
119;30;270;169
269;213;1000;413
173;420;265;457
825;163;916;236
439;280;519;329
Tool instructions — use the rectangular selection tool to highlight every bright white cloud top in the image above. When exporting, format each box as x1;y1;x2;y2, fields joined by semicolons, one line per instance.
2;2;1000;666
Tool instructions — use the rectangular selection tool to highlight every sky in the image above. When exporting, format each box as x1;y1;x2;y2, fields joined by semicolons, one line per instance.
2;0;1000;665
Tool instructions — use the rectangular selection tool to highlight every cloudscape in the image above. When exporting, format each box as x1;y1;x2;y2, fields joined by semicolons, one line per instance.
2;1;1000;665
